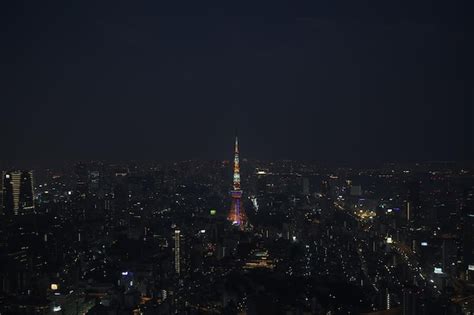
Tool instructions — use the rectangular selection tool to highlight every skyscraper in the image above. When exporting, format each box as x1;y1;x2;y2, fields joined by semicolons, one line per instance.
174;229;181;275
74;163;88;197
2;171;35;215
19;171;35;211
227;136;247;229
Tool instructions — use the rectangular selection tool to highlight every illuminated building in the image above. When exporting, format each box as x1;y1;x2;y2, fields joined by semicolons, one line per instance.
386;289;391;310
2;170;34;215
243;250;275;270
174;230;181;274
227;136;247;228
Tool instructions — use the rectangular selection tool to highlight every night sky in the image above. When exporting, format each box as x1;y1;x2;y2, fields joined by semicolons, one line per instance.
1;1;472;164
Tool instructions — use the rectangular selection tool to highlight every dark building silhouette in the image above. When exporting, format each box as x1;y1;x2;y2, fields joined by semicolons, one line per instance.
406;179;421;224
19;171;34;210
462;183;474;277
74;163;89;197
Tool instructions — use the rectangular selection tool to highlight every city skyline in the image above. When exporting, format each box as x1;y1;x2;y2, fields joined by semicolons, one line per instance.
0;136;473;313
1;2;473;315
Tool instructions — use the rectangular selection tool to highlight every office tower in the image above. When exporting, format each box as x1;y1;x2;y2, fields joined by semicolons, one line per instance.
405;201;412;223
386;288;391;310
402;287;417;315
462;183;474;277
174;230;181;275
19;171;34;210
406;180;421;224
89;170;100;192
227;136;247;228
74;163;88;197
256;170;267;195
302;177;310;195
321;179;330;197
2;171;34;215
2;173;13;215
350;185;362;196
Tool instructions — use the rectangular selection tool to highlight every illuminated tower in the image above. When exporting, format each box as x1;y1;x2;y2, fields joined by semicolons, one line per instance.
228;136;247;228
2;171;34;215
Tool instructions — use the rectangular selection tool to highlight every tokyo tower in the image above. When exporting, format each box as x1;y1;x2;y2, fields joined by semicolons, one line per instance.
228;136;247;228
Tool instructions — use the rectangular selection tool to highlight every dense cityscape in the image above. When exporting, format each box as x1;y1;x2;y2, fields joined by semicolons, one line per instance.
1;137;473;314
2;1;471;314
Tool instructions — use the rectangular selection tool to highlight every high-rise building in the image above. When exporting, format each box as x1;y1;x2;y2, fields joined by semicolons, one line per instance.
463;183;474;277
302;177;310;195
321;179;330;197
227;136;247;228
74;163;88;197
89;170;100;192
402;287;417;315
2;171;34;215
174;229;181;275
19;171;34;211
256;170;268;195
406;180;421;224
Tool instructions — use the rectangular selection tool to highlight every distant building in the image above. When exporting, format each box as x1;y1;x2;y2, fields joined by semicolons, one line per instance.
350;185;362;196
462;183;474;277
256;170;267;195
321;179;330;197
174;230;181;274
2;171;34;215
74;163;88;197
89;170;100;192
406;180;421;224
302;177;310;195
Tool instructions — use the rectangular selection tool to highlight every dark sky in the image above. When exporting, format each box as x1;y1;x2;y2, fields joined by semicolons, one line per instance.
1;1;472;164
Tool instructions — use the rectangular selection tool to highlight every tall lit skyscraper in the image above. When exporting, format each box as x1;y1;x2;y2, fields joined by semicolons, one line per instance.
174;229;181;274
2;171;34;215
227;136;247;228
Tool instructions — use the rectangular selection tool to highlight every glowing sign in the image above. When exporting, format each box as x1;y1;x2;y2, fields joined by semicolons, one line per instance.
468;265;474;271
434;267;443;274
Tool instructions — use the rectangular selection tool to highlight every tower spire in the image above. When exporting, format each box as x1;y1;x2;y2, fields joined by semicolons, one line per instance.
233;135;240;191
228;135;247;228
